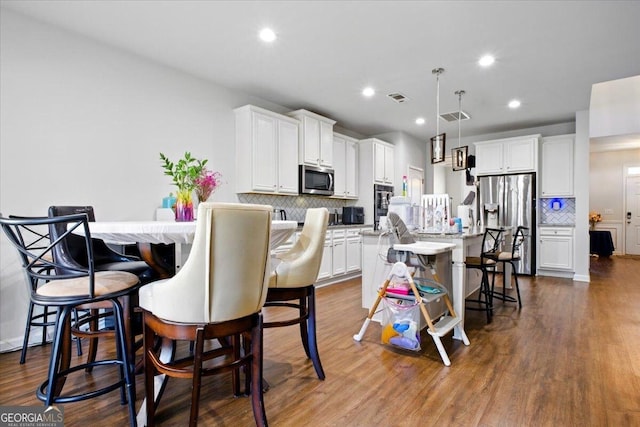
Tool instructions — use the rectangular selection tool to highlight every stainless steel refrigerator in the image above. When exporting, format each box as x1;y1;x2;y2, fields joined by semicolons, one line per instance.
478;173;536;275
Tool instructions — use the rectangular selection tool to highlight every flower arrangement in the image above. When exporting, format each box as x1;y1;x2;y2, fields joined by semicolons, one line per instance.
589;211;602;229
159;151;207;194
160;151;221;221
194;168;222;202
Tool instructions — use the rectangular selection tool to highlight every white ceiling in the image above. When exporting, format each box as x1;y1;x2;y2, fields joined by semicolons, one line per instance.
3;0;640;148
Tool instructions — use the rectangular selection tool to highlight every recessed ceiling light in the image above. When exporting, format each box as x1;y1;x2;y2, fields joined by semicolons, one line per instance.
508;99;521;109
362;87;375;97
479;55;495;67
415;117;426;125
259;28;276;43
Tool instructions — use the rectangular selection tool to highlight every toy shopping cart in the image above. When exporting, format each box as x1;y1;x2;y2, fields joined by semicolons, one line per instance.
353;213;469;366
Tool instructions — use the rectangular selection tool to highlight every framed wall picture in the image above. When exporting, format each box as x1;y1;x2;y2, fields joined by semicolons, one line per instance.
430;133;446;164
451;146;468;171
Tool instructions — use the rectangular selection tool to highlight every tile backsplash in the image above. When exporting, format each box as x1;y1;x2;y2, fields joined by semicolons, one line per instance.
539;197;575;225
238;194;347;222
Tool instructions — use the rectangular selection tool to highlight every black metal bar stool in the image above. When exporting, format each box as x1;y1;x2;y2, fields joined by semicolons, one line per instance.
0;214;140;426
465;228;504;322
487;226;527;309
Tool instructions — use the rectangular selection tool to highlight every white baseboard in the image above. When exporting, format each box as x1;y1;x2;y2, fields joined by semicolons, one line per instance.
316;271;361;288
536;269;574;279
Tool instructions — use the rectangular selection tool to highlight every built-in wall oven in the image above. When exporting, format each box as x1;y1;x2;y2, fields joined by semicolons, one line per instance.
374;184;394;229
299;165;334;196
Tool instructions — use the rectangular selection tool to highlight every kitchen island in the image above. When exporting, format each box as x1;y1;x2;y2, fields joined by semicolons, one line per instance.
361;228;484;341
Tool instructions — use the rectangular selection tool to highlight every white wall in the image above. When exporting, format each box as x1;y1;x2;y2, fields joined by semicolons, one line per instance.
574;110;590;282
590;149;640;218
0;10;282;351
590;75;640;138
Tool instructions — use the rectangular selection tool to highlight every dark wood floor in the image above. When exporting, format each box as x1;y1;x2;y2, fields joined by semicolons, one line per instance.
1;256;639;426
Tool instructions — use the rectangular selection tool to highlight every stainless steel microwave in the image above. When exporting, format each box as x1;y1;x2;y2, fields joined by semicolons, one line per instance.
299;164;334;196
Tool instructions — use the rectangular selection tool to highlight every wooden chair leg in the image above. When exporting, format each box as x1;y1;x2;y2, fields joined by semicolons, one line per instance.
307;287;325;380
72;309;83;356
242;332;251;395
250;316;268;427
299;295;311;358
84;308;100;373
189;328;205;427
231;334;241;397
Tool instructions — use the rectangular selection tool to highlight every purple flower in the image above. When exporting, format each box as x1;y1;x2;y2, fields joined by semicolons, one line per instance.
194;168;222;202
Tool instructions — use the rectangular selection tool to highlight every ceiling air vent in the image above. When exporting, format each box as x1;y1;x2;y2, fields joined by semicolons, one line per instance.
387;92;409;103
439;110;471;122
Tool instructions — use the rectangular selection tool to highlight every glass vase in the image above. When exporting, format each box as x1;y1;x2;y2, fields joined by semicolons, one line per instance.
175;190;194;222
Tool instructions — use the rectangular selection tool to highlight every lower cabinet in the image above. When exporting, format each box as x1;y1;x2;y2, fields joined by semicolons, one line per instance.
332;230;346;276
346;229;362;273
278;227;363;283
318;233;333;280
538;227;574;272
316;227;364;284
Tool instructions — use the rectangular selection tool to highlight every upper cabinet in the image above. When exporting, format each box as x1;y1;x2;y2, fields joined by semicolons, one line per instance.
360;138;395;186
234;105;299;195
332;132;358;199
540;135;574;197
287;109;336;168
474;135;539;176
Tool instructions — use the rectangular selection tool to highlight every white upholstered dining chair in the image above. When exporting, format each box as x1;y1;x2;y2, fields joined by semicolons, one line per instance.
138;202;272;427
264;207;329;380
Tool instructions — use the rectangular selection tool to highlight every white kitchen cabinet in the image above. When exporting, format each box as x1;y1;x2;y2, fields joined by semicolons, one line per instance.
359;138;395;225
538;227;574;271
332;229;346;276
474;135;539;176
318;233;332;281
234;105;299;194
540;135;574;197
332;132;359;199
288;109;336;168
360;138;394;186
374;141;394;185
346;228;362;272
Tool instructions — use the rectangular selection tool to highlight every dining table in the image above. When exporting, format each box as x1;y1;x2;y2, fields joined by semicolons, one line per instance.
86;219;298;277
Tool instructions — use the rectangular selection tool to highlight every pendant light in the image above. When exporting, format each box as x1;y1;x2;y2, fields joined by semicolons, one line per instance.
452;89;468;171
430;68;446;164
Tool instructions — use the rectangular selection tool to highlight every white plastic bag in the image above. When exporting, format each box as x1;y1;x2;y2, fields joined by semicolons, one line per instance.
380;297;421;351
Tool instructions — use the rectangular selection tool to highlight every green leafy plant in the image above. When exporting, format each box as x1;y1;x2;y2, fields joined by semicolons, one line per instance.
159;152;208;193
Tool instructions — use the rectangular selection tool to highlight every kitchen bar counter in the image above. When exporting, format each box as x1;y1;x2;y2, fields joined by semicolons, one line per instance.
362;226;483;239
